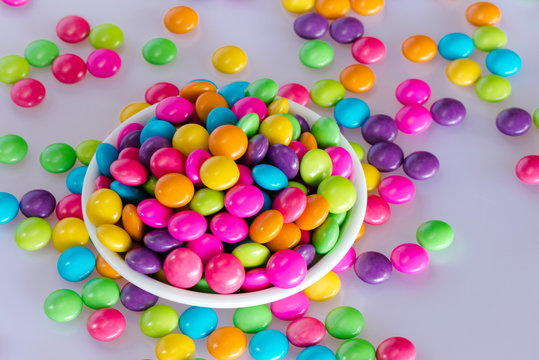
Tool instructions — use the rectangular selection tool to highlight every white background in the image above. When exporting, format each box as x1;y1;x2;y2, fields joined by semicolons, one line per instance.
1;0;538;359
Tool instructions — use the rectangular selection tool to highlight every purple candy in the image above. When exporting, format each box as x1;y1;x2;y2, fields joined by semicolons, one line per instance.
294;114;310;133
294;244;316;266
495;107;531;136
125;247;162;274
293;13;329;40
119;129;141;151
139;136;171;168
144;229;183;253
329;17;364;44
367;141;404;172
242;134;269;167
266;144;299;180
354;251;392;284
361;114;398;145
403;151;439;180
120;283;159;311
19;189;56;218
430;98;466;126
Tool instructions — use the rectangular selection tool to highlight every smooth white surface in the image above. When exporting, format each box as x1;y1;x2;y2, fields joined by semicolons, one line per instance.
1;0;538;359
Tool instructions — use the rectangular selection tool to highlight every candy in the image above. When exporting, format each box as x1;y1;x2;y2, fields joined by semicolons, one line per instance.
437;33;474;60
391;243;429;274
208;124;247;160
376;337;416;360
76;139;101;165
417;220;454;251
180;80;217;102
224;184;264;219
19;189;55;218
156;334;195;360
395;79;430;105
266;249;307;288
190;188;224;216
332;17;364;44
143;38;177;65
56;197;81;222
310;79;346;108
430;98;466;126
378;176;416;204
271;291;310;320
297;345;336;360
0;192;19;224
233;305;272;333
351;0;384;15
332;246;356;273
339;64;375;93
354;251;392;284
86;49;122;78
10;78;46;107
164;6;199;34
250;210;284;244
2;0;29;6
57;246;95;282
266;223;302;251
315;0;350;19
126;247;162;274
516;155;539;185
15;217;51;251
96;224;132;252
89;23;123;49
245;78;278;105
143;229;182;253
486;49;521;77
24;39;59;67
86;188;123;226
0;134;27;164
205;253;245;294
362;163;380;192
466;2;501;26
294;13;328;39
278;83;310;106
272;187;307;223
295;194;329;230
472;26;506;51
44;289;83;322
242;268;271;292
210;212;248;243
303;271;340;301
51;53;87;83
140;304;179;338
395;105;432;134
299;40;334;69
0;55;29;84
282;0;315;13
300;149;333;186
232;96;268;120
351;37;386;64
312;218;339;254
207;326;247;360
81;277;120;309
336;339;376;360
87;308;126;342
401;35;437;62
120;283;158;311
218;81;250;107
325;306;364;340
249;329;289;360
200;156;240;190
146;82;179;104
287;316;325;347
56;15;90;43
52;217;89;252
212;46;248;74
318;176;356;213
364;195;390;225
367;141;403;172
197;92;229;122
360;115;397;145
334;98;370;128
446;59;481;86
40;143;77;173
156;97;193;124
496;108;531;136
168;210;206;240
475;75;511;102
179;306;218;339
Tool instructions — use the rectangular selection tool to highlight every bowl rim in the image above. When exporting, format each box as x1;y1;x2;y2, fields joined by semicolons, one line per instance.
81;100;367;308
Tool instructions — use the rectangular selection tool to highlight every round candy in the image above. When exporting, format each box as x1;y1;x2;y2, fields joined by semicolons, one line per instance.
51;54;86;84
351;36;386;64
57;246;95;282
294;13;328;39
496;108;531;136
265;223;302;252
207;326;247;360
270;292;310;320
267;144;299;179
299;40;334;69
516;155;539;185
196;92;229;122
472;26;506;51
209;125;247;160
437;33;474;60
145;82;179;104
287;316;325;347
156;334;196;360
403;151;439;180
144;229;182;253
417;220;454;251
329;16;363;43
340;64;375;93
205;253;245;294
297;345;336;360
486;49;521;77
40;143;76;173
350;0;384;15
367;141;403;172
126;247;161;274
378;175;415;204
376;337;416;360
218;81;250;107
246;78;278;104
466;2;501;26
325;146;353;178
24;39;59;67
164;6;199;33
249;329;289;360
430;98;466;126
210;212;248;243
86;189;122;227
200;156;239;190
310;79;346;108
76;139;101;165
19;189;55;218
401;35;437;62
266;249;307;289
273;187;307;223
110;158;148;186
295;194;329;231
282;0;315;13
185;149;211;186
52;217;89;251
168;210;207;241
173;123;209;156
250;210;284;244
154;173;193;208
395;105;432;134
81;277;120;309
143;38;177;65
334;98;370;128
156;96;193;124
0;134;27;164
391;243;429;274
212;46;248;74
395;79;430;105
278;83;310;106
179;306;218;339
475;75;511;102
362;163;381;192
0;55;29;84
336;339;375;360
354;251;392;284
56;15;90;43
312;218;339;254
252;164;288;191
303;271;340;301
87;49;122;77
242;268;271;292
233;305;272;333
10;78;46;107
225;184;264;218
446;59;481;86
318;176;356;214
120;283;158;312
140;304;179;338
232;96;268;120
332;246;356;273
364;195;390;225
87;308;126;342
190;188;224;216
15;217;51;251
89;23;123;49
315;0;350;19
96;223;132;252
0;192;18;224
180;80;217;102
44;289;83;322
300;149;333;186
361;114;397;144
325;306;364;339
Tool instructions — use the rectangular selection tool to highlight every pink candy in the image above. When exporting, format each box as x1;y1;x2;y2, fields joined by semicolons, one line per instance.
86;49;121;78
376;337;416;360
163;248;203;288
116;123;144;148
205;253;245;294
395;79;431;105
266;249;307;289
289;141;308;161
2;0;29;6
241;268;272;292
145;82;179;104
391;243;429;274
364;195;391;225
351;36;386;64
286;317;326;347
186;234;224;266
51;53;87;84
56;193;83;220
236;164;254;185
118;147;139;161
10;78;46;108
137;199;173;228
185;149;211;187
56;15;90;43
224;185;264;218
277;83;310;106
272;187;307;223
150;147;186;178
210;212;248;243
332;246;356;273
155;96;193;124
326;146;353;178
94;175;112;191
231;96;268;121
87;308;126;342
515;155;539;184
110;158;148;186
270;292;310;320
168;210;207;241
395;105;432;134
378;175;416;204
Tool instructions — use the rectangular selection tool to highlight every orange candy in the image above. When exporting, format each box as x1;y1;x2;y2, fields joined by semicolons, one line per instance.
179;81;217;103
208;125;248;160
315;0;351;19
299;132;317;151
96;255;122;279
265;223;302;252
339;64;375;93
196;91;229;122
164;6;199;34
295;195;329;230
154;173;195;208
207;326;247;360
401;35;438;63
351;0;384;15
250;210;284;244
355;223;365;242
122;204;145;241
465;2;501;26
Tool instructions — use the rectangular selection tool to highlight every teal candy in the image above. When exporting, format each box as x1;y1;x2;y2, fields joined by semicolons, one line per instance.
140;120;176;143
217;81;250;107
66;166;87;194
249;329;289;360
437;32;474;60
311;116;341;148
206;107;238;133
334;98;370;129
486;49;521;77
298;345;336;360
0;192;19;224
179;306;218;339
110;181;147;203
252;164;288;191
96;143;119;178
57;246;96;282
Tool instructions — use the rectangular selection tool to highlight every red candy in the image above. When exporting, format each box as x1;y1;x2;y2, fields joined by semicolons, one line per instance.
376;337;416;360
515;155;539;184
364;194;391;225
10;78;46;107
145;82;180;104
51;53;87;84
56;194;83;220
56;15;90;43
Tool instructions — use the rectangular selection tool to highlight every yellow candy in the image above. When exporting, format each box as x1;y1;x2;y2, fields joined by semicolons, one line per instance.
303;271;341;301
361;163;381;192
96;224;132;252
200;156;239;191
86;189;123;226
281;0;315;13
212;46;248;74
156;333;195;360
119;102;150;123
446;59;482;86
259;114;293;146
173;124;210;156
267;98;289;115
52;217;89;252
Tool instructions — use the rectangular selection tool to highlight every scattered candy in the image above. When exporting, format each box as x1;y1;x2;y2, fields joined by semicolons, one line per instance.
395;79;430;106
0;134;28;164
340;64;375;93
212;46;248;74
120;283;158;311
233;305;272;333
329;17;364;44
56;15;91;43
437;32;474;60
496;107;531;136
297;345;336;360
24;39;59;67
89;23;124;50
87;308;126;342
179;306;218;339
466;2;501;26
43;289;83;322
87;49;122;77
0;55;29;84
472;26;507;52
286;316;325;347
401;35;437;63
516;155;539;185
430;98;466;126
446;58;482;86
156;333;196;360
249;329;289;360
354;251;392;284
51;53;87;84
281;0;315;14
143;38;177;65
417;220;454;251
140;304;178;338
294;13;328;39
403;151;439;180
299;40;334;69
378;175;416;204
10;78;46;107
485;49;521;77
351;36;386;64
336;339;376;360
475;74;511;102
81;277;120;309
207;326;247;360
14;217;51;250
315;0;351;19
57;246;95;282
164;6;199;34
391;243;429;274
325;306;364;339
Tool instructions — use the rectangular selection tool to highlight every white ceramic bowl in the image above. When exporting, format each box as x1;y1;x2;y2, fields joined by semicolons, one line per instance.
82;100;367;308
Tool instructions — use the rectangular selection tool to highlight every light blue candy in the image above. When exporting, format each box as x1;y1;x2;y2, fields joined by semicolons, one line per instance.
57;246;96;282
217;81;250;107
66;166;87;194
179;306;218;339
249;329;289;360
206;107;238;133
0;192;19;224
334;98;370;128
297;345;336;360
188;78;218;88
95;143;119;178
486;49;521;77
438;32;474;60
110;181;147;203
252;164;288;191
140;120;176;143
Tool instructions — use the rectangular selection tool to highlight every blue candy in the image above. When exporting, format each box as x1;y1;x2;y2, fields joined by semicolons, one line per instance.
179;306;218;339
249;329;289;360
57;246;96;282
95;143;119;178
0;192;19;224
252;164;288;191
66;166;88;194
217;81;250;107
140;120;176;143
486;49;521;77
297;345;336;360
334;98;370;128
110;181;147;203
206;107;238;133
438;32;474;60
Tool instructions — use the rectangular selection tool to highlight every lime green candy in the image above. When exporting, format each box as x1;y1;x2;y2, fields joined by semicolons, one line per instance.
191;277;215;293
0;134;28;164
312;218;340;254
299;40;334;69
190;188;224;216
89;23;124;50
237;113;260;138
232;243;270;268
15;217;51;251
300;149;333;187
533;108;539;129
24;40;59;67
328;211;347;226
311;116;341;148
280;113;301;141
318;176;357;214
416;220;454;251
0;55;30;84
143;175;157;196
142;38;177;65
140;304;179;338
81;277;120;310
246;78;278;104
472;26;507;52
40;143;77;173
43;289;83;323
288;181;308;195
325;306;364;339
349;141;364;161
233;305;272;333
336;338;375;360
475;75;511;102
75;139;101;165
310;79;346;108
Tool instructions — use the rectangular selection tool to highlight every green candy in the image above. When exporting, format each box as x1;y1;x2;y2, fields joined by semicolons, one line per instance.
246;78;278;104
43;289;83;323
534;108;539;129
472;26;507;52
280;113;301;140
312;218;340;254
318;176;357;214
349;141;364;161
190;188;224;216
336;339;375;360
232;243;270;268
75;139;101;165
237;113;260;137
287;181;308;195
24;40;59;67
299;40;334;69
300;149;333;187
142;38;177;65
81;277;120;309
14;217;51;251
325;306;365;339
310;79;346;108
0;134;28;164
143;175;157;196
0;55;30;84
89;23;124;50
416;220;454;251
328;211;347;226
40;143;77;173
140;304;179;338
311;116;340;148
475;75;511;102
190;277;215;293
233;305;272;333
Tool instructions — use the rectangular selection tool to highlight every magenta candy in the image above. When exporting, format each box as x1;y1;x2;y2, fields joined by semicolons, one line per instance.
231;96;268;121
325;146;353;178
164;248;203;288
391;243;429;274
56;193;83;220
56;15;90;43
116;123;144;148
210;212;249;243
109;158;148;186
299;229;311;244
145;82;179;104
272;187;307;223
224;185;264;218
10;78;46;108
94;176;112;191
286;317;326;347
395;79;431;105
155;96;193;124
270;292;310;321
351;36;386;64
185;149;211;187
516;155;539;184
364;195;391;225
395;105;432;134
278;83;310;106
137;199;173;228
237;164;254;185
186;234;224;265
241;268;272;292
87;308;126;342
150;147;186;178
289;141;308;161
205;253;245;294
376;337;416;360
51;53;87;84
168;210;207;241
86;49;121;78
332;246;356;273
378;175;416;205
118;147;139;161
266;249;307;289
